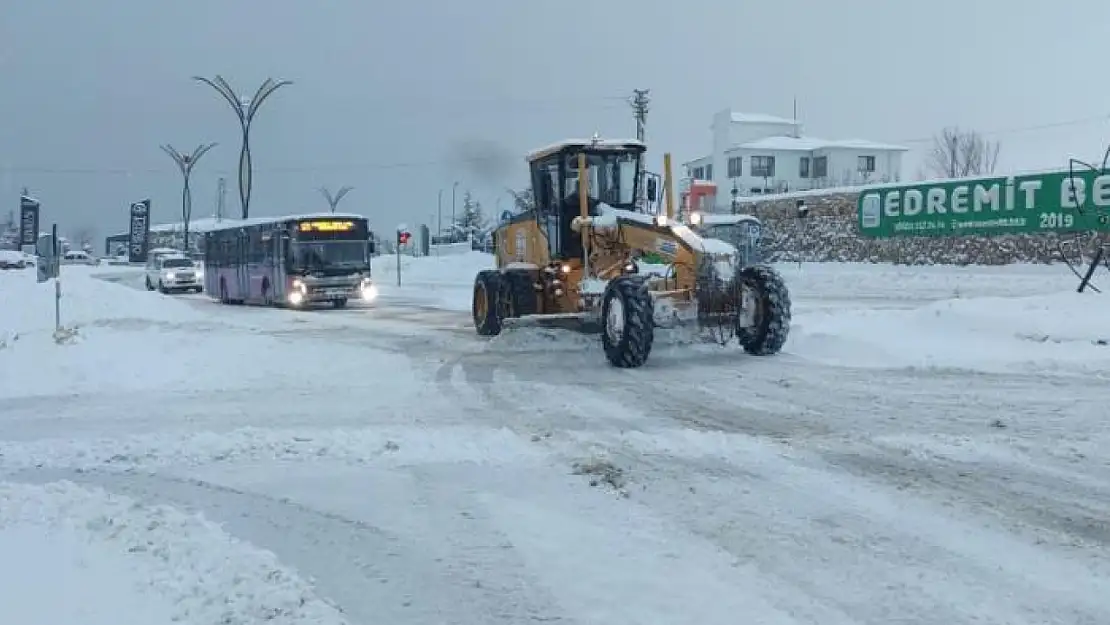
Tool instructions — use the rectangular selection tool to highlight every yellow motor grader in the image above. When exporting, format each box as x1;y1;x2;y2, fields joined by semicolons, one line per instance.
471;137;791;368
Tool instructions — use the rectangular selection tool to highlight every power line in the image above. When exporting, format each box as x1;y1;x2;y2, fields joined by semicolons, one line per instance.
894;113;1110;145
4;155;526;175
8;110;1110;177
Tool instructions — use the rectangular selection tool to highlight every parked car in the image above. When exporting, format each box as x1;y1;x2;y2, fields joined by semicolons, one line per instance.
0;250;27;270
145;253;203;294
61;250;99;265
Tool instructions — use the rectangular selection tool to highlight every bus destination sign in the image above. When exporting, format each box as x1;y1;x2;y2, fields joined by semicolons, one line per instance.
299;220;355;233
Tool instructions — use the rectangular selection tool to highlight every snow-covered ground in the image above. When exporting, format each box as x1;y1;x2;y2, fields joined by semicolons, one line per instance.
1;256;1109;624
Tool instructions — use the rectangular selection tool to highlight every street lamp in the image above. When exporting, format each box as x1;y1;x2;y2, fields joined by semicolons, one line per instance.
451;181;459;240
160;142;217;253
192;75;292;219
319;185;354;213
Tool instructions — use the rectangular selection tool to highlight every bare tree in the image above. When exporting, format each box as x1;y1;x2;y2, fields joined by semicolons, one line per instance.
69;225;96;249
925;127;1001;179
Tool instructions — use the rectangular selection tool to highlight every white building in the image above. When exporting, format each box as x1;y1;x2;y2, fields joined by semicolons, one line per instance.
683;109;908;209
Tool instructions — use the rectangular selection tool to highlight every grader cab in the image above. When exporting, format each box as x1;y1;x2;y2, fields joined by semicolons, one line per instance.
471;136;791;368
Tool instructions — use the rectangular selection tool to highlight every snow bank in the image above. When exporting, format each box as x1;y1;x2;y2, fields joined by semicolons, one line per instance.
378;251;494;310
0;265;209;334
391;251;493;286
0;523;178;625
775;261;1073;303
790;290;1110;375
0;266;422;399
0;480;347;625
428;241;473;256
0;425;542;472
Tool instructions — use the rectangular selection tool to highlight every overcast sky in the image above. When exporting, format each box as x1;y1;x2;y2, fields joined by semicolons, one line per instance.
3;0;1110;242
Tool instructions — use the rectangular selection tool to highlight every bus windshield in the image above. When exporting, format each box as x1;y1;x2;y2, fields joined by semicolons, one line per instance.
290;240;369;271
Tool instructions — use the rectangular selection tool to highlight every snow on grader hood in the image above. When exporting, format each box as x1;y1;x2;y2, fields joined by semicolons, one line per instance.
471;138;791;368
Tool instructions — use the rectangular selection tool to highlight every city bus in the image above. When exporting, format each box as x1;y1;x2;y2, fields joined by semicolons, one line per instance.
202;213;377;308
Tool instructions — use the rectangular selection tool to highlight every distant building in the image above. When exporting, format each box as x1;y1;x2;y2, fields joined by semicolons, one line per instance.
682;109;908;210
105;217;236;258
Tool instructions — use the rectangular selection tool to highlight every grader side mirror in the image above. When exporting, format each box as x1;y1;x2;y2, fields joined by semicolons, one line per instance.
647;177;658;202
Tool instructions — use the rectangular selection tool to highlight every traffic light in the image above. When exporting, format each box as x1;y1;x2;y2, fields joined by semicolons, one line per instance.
397;230;411;245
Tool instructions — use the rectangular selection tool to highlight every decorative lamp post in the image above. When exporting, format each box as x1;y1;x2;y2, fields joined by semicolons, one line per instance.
192;75;292;219
160;142;217;253
319;186;354;213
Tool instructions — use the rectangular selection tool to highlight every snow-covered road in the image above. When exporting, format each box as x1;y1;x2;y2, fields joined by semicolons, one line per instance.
2;256;1108;624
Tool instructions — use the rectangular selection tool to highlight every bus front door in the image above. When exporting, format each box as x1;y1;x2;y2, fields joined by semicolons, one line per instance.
270;233;284;303
236;229;250;300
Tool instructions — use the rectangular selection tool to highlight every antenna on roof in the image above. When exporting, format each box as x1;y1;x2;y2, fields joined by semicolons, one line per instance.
792;97;800;138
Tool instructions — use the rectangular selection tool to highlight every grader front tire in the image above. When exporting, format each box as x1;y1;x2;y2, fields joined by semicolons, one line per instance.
600;277;655;368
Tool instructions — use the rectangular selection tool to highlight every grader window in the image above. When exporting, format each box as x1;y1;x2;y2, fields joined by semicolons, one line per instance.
564;152;639;208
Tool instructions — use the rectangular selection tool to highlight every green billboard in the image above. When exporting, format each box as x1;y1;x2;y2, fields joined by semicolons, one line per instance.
857;169;1110;238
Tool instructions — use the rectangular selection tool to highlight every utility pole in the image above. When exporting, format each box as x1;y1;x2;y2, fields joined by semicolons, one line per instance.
630;89;651;208
215;177;227;221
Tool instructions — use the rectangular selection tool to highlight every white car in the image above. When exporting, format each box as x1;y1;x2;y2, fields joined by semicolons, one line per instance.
145;253;203;294
61;250;99;266
0;250;27;270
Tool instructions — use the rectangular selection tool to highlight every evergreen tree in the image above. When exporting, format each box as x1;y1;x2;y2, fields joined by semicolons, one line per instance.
451;191;489;241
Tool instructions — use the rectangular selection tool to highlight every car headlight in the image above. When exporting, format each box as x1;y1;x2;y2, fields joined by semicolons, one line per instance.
165;271;176;279
688;211;703;225
292;278;306;291
360;282;379;301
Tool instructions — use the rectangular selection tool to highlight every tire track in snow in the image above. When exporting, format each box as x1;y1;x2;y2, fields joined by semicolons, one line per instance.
14;467;573;625
820;442;1110;548
563;429;1110;625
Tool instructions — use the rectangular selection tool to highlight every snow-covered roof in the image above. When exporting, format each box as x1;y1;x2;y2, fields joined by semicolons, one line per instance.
526;138;646;162
732;135;909;152
730;112;799;125
682;155;712;167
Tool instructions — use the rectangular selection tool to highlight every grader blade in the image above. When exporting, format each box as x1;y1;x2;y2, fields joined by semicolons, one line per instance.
502;312;602;334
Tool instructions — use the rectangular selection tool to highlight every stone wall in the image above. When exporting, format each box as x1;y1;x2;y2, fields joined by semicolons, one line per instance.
737;190;1094;265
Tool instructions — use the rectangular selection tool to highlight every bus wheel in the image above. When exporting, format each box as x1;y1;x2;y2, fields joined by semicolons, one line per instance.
332;298;348;309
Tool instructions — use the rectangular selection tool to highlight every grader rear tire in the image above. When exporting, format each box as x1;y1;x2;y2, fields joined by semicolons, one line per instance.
600;276;655;368
734;264;791;355
473;270;503;336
